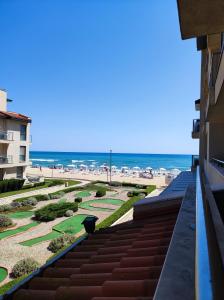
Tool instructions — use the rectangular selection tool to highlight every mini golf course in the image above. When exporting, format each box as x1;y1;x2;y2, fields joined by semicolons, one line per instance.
75;191;91;198
0;222;39;240
20;214;93;247
79;198;124;212
8;211;34;219
0;268;7;283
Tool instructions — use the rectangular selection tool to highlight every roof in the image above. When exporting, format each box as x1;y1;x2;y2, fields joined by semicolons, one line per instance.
0;111;31;123
10;201;180;300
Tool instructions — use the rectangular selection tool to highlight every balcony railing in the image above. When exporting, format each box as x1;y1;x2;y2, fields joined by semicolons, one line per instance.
19;155;26;163
195;99;200;111
192;155;199;168
0;155;13;164
210;157;224;169
195;167;213;300
0;131;13;141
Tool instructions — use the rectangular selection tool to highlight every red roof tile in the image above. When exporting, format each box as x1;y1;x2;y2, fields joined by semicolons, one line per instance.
0;111;31;122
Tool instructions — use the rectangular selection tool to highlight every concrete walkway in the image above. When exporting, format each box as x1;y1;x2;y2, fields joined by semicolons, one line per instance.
0;180;89;205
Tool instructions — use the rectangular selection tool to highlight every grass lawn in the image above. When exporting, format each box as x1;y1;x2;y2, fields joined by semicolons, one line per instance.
0;268;7;283
79;198;124;212
0;222;39;240
8;211;34;219
20;214;91;246
57;198;67;204
75;191;91;198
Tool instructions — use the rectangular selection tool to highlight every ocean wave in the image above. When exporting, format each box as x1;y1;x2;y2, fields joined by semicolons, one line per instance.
30;159;57;162
72;160;84;163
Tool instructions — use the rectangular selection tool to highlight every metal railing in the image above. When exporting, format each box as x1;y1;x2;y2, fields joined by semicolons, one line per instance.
192;155;199;168
0;155;13;164
0;131;13;141
195;167;213;300
193;119;200;133
210;157;224;168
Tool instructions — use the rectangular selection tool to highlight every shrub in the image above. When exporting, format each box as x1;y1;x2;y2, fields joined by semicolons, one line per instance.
22;184;33;190
11;258;39;278
35;202;78;222
35;194;50;201
0;215;13;228
127;191;133;197
48;234;76;253
0;204;13;212
23;197;38;206
10;202;22;208
33;182;45;187
49;191;65;199
96;190;106;197
127;190;147;197
109;181;121;187
0;179;25;193
48;180;64;187
74;197;82;203
64;210;73;217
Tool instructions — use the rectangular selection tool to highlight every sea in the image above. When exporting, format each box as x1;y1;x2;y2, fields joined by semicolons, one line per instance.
30;151;193;171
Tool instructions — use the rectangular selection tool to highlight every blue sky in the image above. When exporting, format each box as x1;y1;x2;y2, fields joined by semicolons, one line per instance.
0;0;200;154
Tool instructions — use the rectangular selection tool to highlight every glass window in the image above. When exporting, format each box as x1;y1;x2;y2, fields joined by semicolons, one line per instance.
19;146;26;162
20;125;27;141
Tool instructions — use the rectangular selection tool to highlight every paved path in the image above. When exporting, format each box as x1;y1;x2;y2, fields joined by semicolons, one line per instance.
0;180;89;205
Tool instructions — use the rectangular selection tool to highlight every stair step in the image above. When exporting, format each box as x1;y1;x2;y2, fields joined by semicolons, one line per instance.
112;266;162;280
120;255;165;268
12;289;55;300
54;258;89;268
102;280;157;297
98;245;131;255
127;246;168;257
56;286;103;300
105;239;136;247
90;253;127;263
70;273;112;286
66;251;97;259
132;238;170;248
28;277;70;290
80;262;120;273
43;267;80;278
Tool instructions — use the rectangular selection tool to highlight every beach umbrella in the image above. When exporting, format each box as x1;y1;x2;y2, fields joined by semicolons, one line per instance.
160;168;166;171
146;166;153;170
133;166;140;170
111;166;117;169
121;166;128;169
89;164;95;168
67;164;76;168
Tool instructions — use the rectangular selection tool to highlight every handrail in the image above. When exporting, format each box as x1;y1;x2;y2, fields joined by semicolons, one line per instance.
210;157;224;168
195;167;213;300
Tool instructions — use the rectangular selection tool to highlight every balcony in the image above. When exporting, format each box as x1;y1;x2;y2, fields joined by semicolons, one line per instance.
195;99;200;111
0;131;13;143
192;119;200;139
0;155;13;165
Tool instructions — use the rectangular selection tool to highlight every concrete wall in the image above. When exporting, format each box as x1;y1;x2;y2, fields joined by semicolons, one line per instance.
205;160;224;189
0;90;7;112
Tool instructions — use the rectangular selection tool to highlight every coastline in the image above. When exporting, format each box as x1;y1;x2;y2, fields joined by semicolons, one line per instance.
27;166;167;188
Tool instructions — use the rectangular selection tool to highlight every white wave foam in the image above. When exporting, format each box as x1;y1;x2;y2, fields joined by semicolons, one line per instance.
72;160;84;163
30;159;57;162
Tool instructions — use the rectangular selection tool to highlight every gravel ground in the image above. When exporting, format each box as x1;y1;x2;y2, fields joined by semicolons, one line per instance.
0;186;129;285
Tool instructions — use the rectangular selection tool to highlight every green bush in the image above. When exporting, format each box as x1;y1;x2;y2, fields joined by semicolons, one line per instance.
35;202;78;222
74;197;82;203
0;179;25;193
0;204;13;212
35;194;50;201
33;182;45;187
11;258;39;278
0;214;13;228
49;191;65;199
22;184;33;189
96;190;106;197
23;197;38;206
109;181;121;187
48;234;76;253
64;210;73;217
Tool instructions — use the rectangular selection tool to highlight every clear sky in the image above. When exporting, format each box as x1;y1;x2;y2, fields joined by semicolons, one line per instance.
0;0;200;154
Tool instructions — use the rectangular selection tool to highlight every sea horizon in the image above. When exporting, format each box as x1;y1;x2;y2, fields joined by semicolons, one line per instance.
30;151;195;171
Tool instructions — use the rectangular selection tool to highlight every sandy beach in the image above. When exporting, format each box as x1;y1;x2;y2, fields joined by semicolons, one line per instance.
27;166;167;188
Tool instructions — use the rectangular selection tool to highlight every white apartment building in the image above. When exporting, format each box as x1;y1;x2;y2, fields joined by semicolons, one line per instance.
0;89;31;180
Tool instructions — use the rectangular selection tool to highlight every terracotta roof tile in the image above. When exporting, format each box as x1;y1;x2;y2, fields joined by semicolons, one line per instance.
0;111;31;122
12;202;180;300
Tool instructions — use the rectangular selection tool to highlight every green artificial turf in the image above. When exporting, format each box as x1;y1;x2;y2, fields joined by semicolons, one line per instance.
0;222;39;240
8;211;34;219
20;214;91;246
75;191;91;198
79;198;124;212
0;268;7;283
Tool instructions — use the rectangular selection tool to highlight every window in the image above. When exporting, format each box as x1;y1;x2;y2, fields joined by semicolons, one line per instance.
19;146;26;162
16;167;23;179
20;125;27;141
